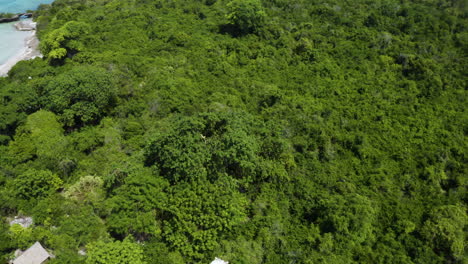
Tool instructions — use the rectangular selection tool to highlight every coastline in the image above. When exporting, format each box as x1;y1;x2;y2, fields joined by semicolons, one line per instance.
0;21;42;77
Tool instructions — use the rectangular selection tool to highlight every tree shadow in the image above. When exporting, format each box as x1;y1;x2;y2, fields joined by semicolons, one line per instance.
219;23;244;37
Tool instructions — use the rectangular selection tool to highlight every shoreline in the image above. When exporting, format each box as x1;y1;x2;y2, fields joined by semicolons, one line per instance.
0;22;42;77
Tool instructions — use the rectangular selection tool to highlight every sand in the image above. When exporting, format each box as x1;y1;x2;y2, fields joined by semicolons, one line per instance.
0;28;42;77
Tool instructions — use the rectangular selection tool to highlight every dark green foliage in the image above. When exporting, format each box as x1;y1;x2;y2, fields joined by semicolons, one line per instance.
225;0;266;35
142;240;184;264
163;181;247;259
0;0;466;263
145;113;262;184
0;221;13;261
11;169;62;200
106;167;167;239
44;66;116;127
53;206;107;248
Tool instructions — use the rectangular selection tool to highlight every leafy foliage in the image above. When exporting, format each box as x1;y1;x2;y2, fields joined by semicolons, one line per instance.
44;66;116;127
41;21;91;61
145;113;262;184
64;176;104;204
11;169;62;200
8;110;66;166
422;205;468;261
0;0;466;263
86;237;146;264
226;0;266;35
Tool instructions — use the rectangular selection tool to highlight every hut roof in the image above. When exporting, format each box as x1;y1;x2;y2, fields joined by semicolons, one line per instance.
210;257;229;264
13;242;50;264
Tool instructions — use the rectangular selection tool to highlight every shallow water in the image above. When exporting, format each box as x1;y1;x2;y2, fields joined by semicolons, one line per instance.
0;21;31;65
0;0;53;67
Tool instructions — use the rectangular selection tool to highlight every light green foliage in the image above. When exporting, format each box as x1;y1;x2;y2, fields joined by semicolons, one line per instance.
8;110;67;164
8;224;34;249
48;48;67;60
44;66;116;127
86;237;146;264
64;176;104;204
41;21;91;60
226;0;266;34
12;169;62;200
422;205;468;260
215;237;264;264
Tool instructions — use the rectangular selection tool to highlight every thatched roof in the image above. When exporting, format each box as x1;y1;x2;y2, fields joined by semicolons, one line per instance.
13;242;50;264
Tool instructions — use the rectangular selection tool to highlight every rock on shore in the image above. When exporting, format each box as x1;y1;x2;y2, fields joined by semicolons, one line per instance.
15;20;37;31
0;13;33;23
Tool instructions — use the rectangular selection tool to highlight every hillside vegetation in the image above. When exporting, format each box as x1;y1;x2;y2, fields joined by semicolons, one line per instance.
0;0;467;263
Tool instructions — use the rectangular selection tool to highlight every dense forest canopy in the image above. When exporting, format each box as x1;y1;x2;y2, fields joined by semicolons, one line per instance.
0;0;467;263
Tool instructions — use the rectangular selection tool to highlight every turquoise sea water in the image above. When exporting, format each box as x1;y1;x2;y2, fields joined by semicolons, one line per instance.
0;0;53;66
0;0;54;13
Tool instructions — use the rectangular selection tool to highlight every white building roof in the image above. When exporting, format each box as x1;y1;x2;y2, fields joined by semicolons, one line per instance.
210;257;229;264
9;216;33;228
13;242;50;264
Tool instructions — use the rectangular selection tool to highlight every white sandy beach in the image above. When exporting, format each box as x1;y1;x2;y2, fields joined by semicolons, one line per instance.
0;23;42;77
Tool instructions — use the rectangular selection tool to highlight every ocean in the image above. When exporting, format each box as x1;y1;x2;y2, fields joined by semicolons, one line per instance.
0;0;54;65
0;0;54;13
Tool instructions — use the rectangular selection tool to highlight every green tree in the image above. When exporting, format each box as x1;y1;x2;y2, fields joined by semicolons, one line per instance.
41;21;91;61
106;168;167;240
142;239;185;264
0;0;466;262
215;236;264;264
64;176;104;204
8;224;34;249
51;206;107;251
86;237;146;264
226;0;266;35
12;169;62;200
162;180;247;260
0;81;42;142
144;112;260;184
422;205;467;261
8;110;67;165
44;66;116;127
0;220;14;261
